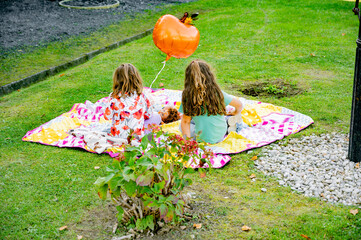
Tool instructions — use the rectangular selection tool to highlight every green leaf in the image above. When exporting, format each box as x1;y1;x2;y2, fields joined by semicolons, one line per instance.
146;146;157;156
164;208;174;222
184;178;193;187
153;180;165;194
136;218;144;230
139;186;152;195
136;155;153;167
177;200;185;206
94;177;107;188
184;167;195;175
155;166;168;181
110;186;121;198
173;178;181;189
143;197;153;207
128;157;136;167
123;167;136;181
108;159;121;171
146;200;159;210
159;204;168;219
154;162;163;172
103;173;115;183
175;205;183;215
156;131;163;138
108;176;123;191
116;205;124;221
158;195;167;203
136;171;154;186
141;135;149;150
167;195;177;204
126;146;141;152
124;180;137;196
127;223;135;230
145;215;154;230
170;146;178;154
97;184;108;200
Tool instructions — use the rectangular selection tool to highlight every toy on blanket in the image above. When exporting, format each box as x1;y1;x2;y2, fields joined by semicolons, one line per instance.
68;127;128;154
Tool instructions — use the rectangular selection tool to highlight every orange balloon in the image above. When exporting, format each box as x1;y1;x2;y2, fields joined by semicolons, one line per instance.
153;14;200;61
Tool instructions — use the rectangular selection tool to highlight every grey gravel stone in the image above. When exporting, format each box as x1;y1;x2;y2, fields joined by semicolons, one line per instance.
255;133;361;206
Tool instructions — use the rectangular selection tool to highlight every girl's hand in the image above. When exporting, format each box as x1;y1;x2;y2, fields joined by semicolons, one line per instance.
226;109;236;116
229;97;243;116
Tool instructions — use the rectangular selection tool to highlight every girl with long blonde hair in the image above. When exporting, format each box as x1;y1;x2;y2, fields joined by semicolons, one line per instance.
104;63;151;140
180;60;243;144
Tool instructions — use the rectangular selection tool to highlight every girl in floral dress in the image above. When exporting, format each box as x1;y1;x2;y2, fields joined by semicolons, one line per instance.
104;63;151;141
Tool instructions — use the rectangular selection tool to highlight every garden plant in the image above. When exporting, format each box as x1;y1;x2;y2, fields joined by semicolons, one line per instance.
1;0;361;239
95;127;212;233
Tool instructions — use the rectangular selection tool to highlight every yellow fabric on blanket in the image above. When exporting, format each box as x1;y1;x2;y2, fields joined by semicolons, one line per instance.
160;122;256;150
23;127;68;144
242;103;282;126
212;131;257;150
23;108;90;144
160;120;182;135
254;103;282;117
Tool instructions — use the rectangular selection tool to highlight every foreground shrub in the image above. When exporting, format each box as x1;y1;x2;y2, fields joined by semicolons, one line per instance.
95;128;213;232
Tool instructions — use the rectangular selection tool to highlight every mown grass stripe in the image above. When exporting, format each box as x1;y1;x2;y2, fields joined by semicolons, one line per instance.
0;28;153;97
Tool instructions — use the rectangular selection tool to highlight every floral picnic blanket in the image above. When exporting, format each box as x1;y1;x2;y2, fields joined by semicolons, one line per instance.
22;88;313;168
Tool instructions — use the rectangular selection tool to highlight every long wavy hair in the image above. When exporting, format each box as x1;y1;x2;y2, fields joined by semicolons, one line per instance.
182;60;226;116
112;63;143;98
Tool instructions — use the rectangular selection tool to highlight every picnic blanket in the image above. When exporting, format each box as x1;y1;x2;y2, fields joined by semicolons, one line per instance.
22;88;313;168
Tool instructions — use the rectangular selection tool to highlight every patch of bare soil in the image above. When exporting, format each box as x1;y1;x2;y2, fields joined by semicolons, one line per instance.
70;186;218;239
238;79;306;98
69;202;119;239
0;0;193;52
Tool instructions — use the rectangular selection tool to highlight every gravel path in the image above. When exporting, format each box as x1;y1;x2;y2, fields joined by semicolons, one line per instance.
255;133;361;206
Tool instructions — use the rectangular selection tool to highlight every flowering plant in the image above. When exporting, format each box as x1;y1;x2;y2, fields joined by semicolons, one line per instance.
94;126;213;232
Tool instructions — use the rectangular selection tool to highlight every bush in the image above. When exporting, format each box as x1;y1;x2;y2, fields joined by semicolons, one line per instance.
94;126;213;233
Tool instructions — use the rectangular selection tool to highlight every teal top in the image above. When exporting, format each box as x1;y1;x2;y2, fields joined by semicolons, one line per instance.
179;91;233;144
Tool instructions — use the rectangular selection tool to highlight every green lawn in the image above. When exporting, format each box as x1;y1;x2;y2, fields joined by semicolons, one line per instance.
1;0;360;239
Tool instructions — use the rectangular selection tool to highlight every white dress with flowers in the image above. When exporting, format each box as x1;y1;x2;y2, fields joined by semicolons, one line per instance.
104;92;151;140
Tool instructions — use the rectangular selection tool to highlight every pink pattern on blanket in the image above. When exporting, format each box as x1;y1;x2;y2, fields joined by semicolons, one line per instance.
70;100;106;122
239;113;299;146
57;135;85;148
188;155;231;169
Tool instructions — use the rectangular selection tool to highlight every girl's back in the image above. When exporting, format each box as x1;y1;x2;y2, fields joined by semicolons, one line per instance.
105;92;150;139
105;63;151;141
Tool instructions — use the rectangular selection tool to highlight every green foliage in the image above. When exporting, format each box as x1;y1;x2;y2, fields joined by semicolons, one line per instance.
262;84;286;95
0;0;359;238
95;128;212;232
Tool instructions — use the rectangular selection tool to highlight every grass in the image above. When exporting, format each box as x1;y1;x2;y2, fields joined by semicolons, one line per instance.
1;0;361;239
0;2;186;87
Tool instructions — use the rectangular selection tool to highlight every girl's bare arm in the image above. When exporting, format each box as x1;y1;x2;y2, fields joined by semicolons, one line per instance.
228;98;243;116
181;114;192;138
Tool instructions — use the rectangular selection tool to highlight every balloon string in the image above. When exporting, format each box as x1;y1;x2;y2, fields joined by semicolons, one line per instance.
150;61;166;89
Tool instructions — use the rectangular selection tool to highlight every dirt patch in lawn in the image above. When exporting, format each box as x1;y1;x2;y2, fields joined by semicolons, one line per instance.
237;79;306;98
69;186;220;239
0;0;194;52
